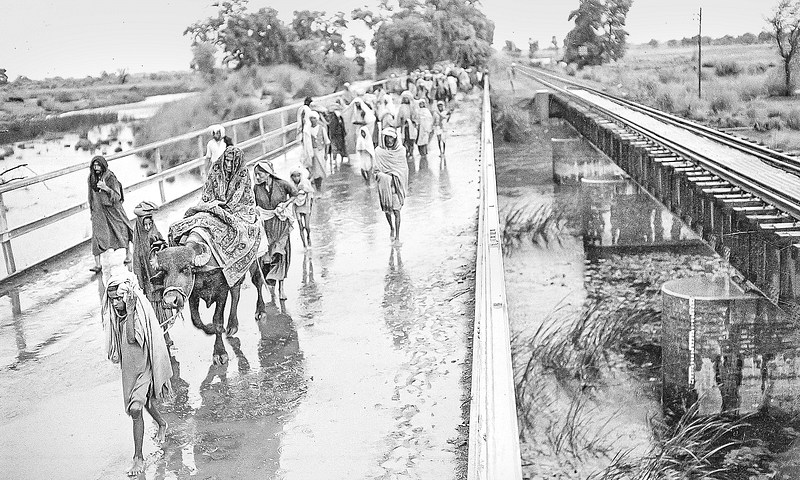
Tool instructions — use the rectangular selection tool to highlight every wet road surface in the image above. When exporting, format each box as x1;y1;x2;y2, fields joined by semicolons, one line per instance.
0;94;482;479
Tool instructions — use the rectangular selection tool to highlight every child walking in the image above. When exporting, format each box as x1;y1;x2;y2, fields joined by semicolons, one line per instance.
291;167;315;249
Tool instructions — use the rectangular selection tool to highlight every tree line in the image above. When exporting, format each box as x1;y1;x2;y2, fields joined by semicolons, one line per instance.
184;0;494;76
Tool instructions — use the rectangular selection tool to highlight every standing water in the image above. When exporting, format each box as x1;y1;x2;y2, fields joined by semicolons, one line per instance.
0;92;202;277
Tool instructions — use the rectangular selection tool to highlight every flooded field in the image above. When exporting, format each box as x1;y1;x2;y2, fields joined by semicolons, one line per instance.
495;100;800;478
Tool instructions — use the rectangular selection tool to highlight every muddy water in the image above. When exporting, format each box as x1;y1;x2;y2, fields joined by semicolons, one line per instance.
0;94;481;479
495;115;741;478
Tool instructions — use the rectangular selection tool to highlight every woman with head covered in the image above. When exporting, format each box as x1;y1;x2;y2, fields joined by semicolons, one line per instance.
88;155;133;273
373;127;409;243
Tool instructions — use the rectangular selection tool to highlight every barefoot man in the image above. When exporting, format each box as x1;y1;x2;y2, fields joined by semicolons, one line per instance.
374;127;409;243
102;273;173;476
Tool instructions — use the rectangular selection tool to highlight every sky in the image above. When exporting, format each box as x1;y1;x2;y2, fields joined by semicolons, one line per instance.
1;0;778;80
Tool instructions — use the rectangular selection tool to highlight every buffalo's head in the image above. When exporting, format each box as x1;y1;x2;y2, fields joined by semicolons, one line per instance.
150;242;212;309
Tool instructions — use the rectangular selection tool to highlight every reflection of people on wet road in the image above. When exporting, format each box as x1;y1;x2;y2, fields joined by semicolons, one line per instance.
132;200;172;346
374;128;409;243
254;161;297;303
291;168;315;249
102;273;173;477
88;155;133;274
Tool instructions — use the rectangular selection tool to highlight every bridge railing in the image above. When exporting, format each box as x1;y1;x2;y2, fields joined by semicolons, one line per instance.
467;75;523;479
0;78;391;279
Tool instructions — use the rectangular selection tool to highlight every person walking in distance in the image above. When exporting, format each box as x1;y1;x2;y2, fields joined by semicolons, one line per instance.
203;125;226;181
373;128;409;244
102;273;173;477
88;155;133;274
290;167;315;249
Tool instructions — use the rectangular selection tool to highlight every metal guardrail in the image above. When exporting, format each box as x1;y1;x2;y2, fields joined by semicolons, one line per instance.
467;75;523;479
0;78;390;278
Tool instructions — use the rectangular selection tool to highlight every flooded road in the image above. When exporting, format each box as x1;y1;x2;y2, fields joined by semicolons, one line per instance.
0;94;482;479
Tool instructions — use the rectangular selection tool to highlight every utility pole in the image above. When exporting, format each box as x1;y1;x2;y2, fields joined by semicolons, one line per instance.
698;7;702;99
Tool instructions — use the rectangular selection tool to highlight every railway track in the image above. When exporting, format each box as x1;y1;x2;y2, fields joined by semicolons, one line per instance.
515;65;800;221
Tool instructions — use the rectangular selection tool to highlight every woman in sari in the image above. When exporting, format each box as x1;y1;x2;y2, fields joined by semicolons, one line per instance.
253;161;297;303
169;146;261;287
131;200;172;346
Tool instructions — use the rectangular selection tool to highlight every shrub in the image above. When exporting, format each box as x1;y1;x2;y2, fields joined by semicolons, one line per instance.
54;90;81;102
655;91;675;112
324;53;356;90
714;60;742;77
709;92;735;113
294;77;325;99
784;108;800;130
736;77;767;101
490;95;529;142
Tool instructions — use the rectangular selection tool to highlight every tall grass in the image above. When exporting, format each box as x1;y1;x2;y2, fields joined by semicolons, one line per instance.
587;405;746;479
500;203;565;253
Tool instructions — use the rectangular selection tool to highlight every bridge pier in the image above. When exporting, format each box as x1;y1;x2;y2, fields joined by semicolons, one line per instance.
551;93;800;415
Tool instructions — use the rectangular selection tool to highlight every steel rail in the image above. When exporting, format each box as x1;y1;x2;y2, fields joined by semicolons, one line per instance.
515;67;800;219
467;74;523;480
516;65;800;175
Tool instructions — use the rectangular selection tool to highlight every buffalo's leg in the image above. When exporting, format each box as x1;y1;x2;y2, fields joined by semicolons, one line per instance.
211;292;228;365
278;280;287;300
189;294;218;335
226;282;242;338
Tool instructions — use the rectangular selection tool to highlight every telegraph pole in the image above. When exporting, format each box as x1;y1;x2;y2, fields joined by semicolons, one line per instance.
698;7;702;99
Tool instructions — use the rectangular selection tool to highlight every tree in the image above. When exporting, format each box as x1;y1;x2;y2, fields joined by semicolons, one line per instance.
351;36;367;75
373;16;437;72
291;10;349;55
355;0;494;73
0;69;7;85
564;0;633;67
648;38;659;48
529;39;539;58
117;68;129;85
184;2;291;69
190;43;217;76
768;0;800;95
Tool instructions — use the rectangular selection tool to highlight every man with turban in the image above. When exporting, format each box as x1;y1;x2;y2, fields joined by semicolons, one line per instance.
102;272;173;477
204;124;226;181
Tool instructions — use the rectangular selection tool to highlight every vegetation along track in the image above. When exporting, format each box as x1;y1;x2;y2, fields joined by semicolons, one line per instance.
517;64;800;220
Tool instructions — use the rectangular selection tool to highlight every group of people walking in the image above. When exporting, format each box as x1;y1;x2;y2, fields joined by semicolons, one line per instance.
89;65;480;476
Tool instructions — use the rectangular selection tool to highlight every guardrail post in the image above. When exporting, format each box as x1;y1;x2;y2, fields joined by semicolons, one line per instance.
0;193;17;275
154;147;166;204
281;110;288;162
232;125;239;145
259;117;267;154
197;136;206;177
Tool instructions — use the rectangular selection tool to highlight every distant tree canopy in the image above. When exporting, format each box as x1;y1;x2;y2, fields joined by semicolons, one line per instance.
0;69;7;85
564;0;633;67
183;0;350;75
352;0;495;73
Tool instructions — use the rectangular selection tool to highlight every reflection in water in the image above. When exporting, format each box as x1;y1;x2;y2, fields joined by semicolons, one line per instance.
383;246;414;346
154;309;304;478
582;180;696;247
